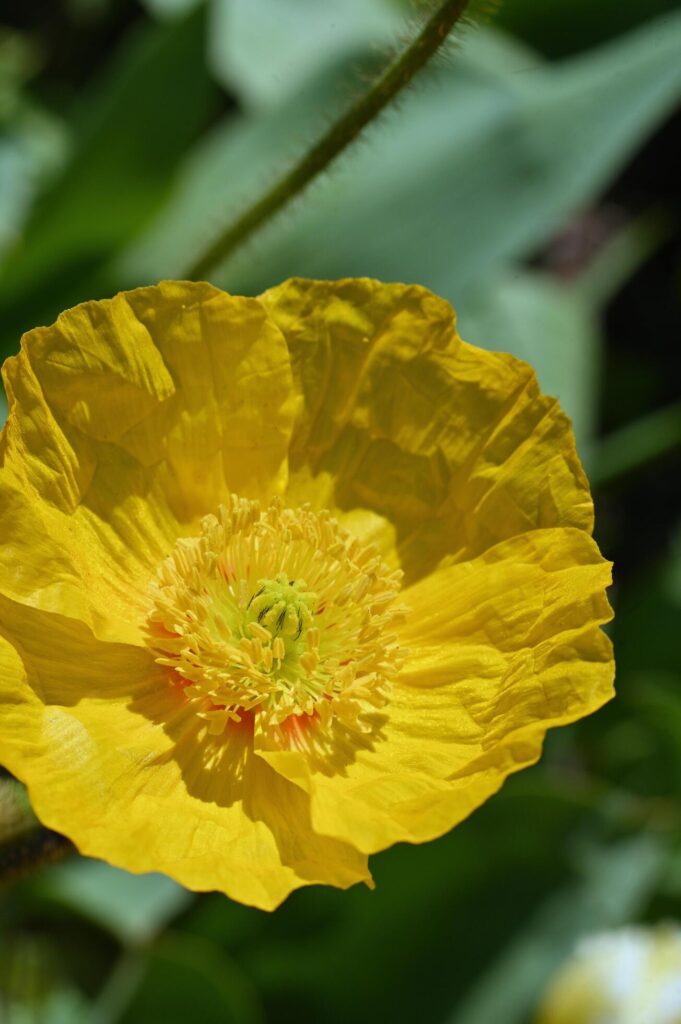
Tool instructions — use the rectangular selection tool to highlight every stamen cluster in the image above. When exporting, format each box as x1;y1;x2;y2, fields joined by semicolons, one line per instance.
147;496;406;745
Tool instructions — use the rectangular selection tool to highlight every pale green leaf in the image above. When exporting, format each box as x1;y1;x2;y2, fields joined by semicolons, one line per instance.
115;12;681;308
41;860;192;945
209;0;402;111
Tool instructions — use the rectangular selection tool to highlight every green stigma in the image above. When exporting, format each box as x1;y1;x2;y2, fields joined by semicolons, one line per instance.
247;573;317;639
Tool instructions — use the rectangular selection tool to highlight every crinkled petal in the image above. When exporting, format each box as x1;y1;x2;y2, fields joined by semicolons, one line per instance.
0;597;370;910
0;281;296;644
257;528;614;853
260;277;592;582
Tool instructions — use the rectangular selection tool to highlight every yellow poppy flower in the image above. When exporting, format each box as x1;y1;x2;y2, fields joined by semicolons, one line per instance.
0;278;614;910
535;926;681;1024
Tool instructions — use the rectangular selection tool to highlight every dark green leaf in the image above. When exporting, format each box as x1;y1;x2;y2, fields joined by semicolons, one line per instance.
115;933;263;1024
0;4;221;358
447;836;664;1024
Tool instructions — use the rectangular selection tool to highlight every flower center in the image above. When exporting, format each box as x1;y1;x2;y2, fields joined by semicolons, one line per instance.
146;496;406;744
248;574;316;640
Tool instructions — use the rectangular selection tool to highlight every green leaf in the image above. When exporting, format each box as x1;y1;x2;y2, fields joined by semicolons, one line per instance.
114;933;263;1024
112;58;362;285
209;0;402;111
40;860;192;945
0;4;221;359
115;10;681;316
0;989;91;1024
225;11;681;297
446;835;664;1024
0;929;92;1024
587;400;681;487
612;523;681;678
592;524;681;798
0;31;70;261
141;0;200;20
497;0;681;58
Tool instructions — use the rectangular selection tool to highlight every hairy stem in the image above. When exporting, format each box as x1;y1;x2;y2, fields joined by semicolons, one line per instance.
186;0;473;279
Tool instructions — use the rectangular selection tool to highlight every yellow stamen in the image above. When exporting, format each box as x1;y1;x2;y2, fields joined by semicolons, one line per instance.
146;495;405;744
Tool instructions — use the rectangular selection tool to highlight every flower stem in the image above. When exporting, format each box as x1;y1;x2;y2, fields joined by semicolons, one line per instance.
186;0;474;279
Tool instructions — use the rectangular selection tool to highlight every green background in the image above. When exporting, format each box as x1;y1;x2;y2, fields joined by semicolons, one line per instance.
1;0;681;1020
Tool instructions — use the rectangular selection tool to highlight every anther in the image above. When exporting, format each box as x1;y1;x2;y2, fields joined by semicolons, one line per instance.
272;637;285;661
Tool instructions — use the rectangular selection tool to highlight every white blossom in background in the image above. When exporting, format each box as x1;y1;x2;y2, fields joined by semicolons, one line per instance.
536;926;681;1024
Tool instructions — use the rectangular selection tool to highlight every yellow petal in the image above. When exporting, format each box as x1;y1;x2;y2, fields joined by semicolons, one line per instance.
260;277;592;582
0;594;370;910
0;281;295;644
257;528;613;853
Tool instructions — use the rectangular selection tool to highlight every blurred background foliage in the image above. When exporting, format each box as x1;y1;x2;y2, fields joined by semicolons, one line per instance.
1;0;681;1021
